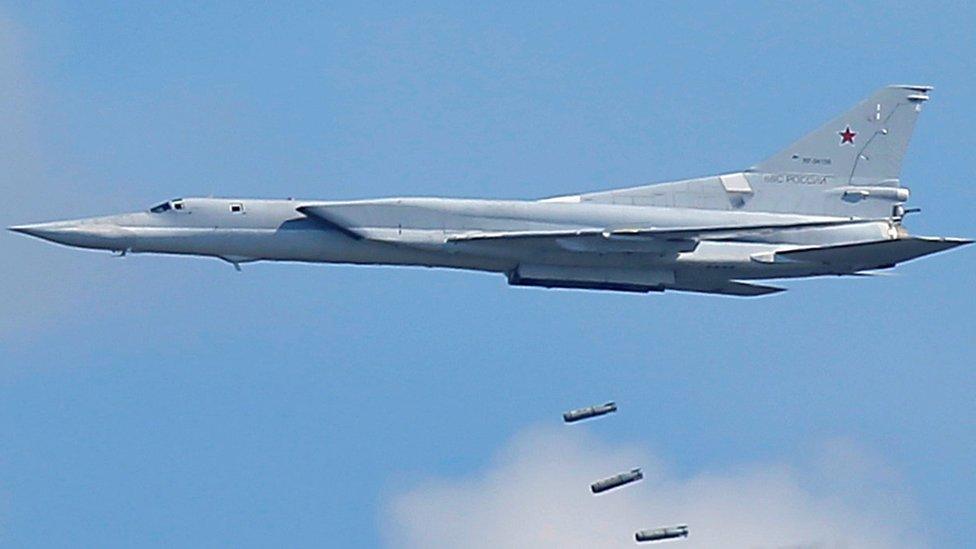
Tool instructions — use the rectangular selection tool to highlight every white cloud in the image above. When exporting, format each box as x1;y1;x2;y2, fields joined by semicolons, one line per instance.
388;426;924;549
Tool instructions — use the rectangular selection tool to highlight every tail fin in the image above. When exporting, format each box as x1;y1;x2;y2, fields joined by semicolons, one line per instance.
751;85;931;185
562;85;932;217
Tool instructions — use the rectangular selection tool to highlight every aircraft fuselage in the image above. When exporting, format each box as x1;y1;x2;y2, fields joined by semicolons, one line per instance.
10;196;906;289
10;85;971;296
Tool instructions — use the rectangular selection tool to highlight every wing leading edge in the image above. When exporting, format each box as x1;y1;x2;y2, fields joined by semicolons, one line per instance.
295;206;365;240
447;219;860;244
298;204;861;251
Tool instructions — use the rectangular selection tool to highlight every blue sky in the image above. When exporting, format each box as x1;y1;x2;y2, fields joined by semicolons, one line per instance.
1;2;973;547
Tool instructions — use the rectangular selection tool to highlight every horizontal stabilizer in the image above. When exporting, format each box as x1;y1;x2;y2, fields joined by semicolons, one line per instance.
777;236;971;268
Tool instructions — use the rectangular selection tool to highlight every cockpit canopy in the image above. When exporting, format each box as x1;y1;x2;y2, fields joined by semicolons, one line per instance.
149;198;185;213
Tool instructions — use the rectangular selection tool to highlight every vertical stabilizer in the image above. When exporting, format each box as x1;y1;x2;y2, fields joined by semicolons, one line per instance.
750;85;931;186
563;85;933;217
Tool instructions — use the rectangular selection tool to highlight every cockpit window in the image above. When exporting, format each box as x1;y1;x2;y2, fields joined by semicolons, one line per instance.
149;198;185;213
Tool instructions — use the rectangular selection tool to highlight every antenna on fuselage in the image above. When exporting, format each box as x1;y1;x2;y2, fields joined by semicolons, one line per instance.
218;256;243;271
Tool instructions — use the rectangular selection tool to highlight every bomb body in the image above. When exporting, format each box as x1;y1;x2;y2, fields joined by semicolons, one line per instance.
590;468;643;494
563;402;617;423
635;525;688;543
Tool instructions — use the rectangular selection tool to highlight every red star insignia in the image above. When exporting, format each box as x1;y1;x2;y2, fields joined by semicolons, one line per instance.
839;125;856;145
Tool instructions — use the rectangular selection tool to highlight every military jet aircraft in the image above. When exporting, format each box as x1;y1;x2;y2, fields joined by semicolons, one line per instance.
10;85;970;296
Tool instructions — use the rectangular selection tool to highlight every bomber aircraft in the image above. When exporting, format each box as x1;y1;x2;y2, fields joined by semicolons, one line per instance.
10;85;970;296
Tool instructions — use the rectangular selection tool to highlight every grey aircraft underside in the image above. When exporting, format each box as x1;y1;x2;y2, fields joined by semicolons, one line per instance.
10;85;971;296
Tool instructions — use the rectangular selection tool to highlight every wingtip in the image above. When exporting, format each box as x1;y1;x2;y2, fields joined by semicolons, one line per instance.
890;84;934;92
928;236;974;248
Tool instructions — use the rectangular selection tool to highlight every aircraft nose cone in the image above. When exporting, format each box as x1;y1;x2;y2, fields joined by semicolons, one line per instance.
8;221;73;241
8;219;132;250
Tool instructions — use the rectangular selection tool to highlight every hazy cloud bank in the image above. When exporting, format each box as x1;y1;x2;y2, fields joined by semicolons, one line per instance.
389;426;922;549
